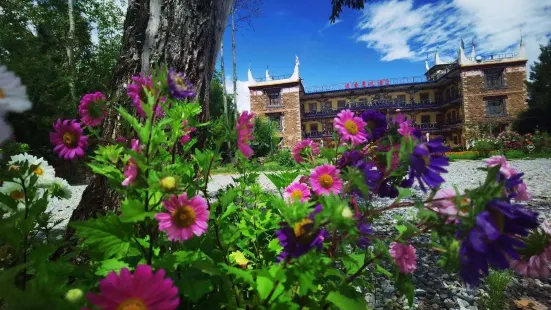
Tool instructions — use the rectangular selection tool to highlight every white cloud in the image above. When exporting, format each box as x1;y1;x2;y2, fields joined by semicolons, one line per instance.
224;76;250;112
355;0;551;65
319;19;343;34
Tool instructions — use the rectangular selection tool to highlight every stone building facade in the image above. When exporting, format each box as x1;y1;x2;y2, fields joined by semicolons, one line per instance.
248;40;528;148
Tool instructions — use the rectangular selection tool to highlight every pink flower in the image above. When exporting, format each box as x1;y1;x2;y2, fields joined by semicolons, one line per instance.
155;193;209;242
484;155;516;178
79;92;107;127
179;120;195;145
122;158;138;186
509;244;551;279
284;182;311;203
236;111;254;158
484;155;531;201
543;219;551;235
127;73;163;118
393;113;416;138
292;139;320;163
130;139;141;152
50;119;88;160
428;188;464;223
87;264;179;310
310;164;342;196
334;109;368;145
390;242;417;274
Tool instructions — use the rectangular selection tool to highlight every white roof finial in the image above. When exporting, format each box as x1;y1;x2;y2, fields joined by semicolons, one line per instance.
291;55;300;80
434;45;443;65
470;38;476;60
519;34;527;59
458;38;471;65
265;66;272;81
247;63;256;85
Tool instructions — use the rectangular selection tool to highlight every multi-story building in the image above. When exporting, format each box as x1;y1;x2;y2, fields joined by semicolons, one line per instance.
248;39;528;148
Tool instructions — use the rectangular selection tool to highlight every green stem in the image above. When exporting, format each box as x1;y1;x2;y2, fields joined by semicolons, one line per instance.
20;176;30;290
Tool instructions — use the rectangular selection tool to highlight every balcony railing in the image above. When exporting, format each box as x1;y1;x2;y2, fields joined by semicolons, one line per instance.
485;80;507;90
304;76;429;94
301;96;461;119
302;119;463;138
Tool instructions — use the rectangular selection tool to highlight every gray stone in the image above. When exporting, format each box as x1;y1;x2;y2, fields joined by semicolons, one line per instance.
414;288;426;296
456;297;470;310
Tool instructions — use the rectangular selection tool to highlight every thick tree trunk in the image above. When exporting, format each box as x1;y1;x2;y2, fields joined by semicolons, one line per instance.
62;0;234;240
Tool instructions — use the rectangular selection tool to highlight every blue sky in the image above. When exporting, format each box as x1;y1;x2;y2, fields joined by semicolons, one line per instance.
219;0;551;111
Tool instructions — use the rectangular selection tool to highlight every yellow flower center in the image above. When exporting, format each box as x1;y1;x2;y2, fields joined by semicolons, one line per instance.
172;205;196;228
290;189;303;200
294;218;313;237
33;167;44;175
0;88;5;99
117;298;148;310
62;132;77;147
366;120;376;129
10;190;25;200
344;120;358;135
319;174;334;189
423;155;430;167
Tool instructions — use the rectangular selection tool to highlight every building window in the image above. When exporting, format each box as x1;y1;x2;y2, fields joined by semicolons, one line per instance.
266;89;281;107
309;103;317;112
310;123;319;132
396;95;406;103
358;98;367;106
485;97;506;117
322;102;332;111
485;69;505;89
322;119;334;133
419;92;430;103
337;100;346;109
421;115;431;124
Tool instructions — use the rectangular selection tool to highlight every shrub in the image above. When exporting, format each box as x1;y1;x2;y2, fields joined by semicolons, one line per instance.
446;151;477;161
472;138;498;158
270;149;296;168
497;131;524;151
250;116;280;157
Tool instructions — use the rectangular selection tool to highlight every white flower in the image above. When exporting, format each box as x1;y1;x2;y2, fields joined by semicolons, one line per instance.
341;206;354;219
0;181;26;211
49;177;72;199
0;66;32;113
9;153;55;186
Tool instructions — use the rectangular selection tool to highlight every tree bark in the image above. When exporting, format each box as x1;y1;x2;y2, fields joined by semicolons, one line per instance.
231;9;238;121
62;0;234;240
66;0;76;105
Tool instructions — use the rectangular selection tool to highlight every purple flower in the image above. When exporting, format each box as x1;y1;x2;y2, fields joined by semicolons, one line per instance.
407;137;449;191
337;150;365;169
276;205;327;260
356;217;373;249
338;150;381;193
459;199;539;286
377;178;399;198
168;69;195;100
361;110;387;141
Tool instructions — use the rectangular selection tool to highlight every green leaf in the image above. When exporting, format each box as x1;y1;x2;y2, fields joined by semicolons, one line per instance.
326;291;368;310
342;253;364;275
120;199;155;223
181;278;213;302
298;271;317;296
116;106;148;142
220;203;239;220
376;265;392;278
222;265;254;284
95;259;130;276
395;273;415;306
257;265;286;301
394;187;412;203
71;214;133;259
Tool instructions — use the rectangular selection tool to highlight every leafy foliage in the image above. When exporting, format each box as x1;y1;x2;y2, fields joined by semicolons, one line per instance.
478;269;513;310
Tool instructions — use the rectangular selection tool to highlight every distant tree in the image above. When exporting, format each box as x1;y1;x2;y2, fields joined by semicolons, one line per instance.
514;40;551;133
329;0;367;22
210;70;235;119
251;116;280;157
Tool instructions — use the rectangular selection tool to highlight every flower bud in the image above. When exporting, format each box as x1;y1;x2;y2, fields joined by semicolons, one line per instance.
65;288;83;303
161;176;177;191
341;206;353;219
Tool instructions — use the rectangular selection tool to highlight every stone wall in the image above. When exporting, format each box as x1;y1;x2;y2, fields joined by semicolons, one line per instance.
250;85;302;148
460;63;527;139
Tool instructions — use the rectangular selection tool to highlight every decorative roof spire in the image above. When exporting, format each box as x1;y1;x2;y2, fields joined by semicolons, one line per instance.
425;59;430;71
265;66;272;81
290;55;300;80
247;62;256;85
470;38;476;60
434;45;444;65
458;38;471;65
519;34;527;59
